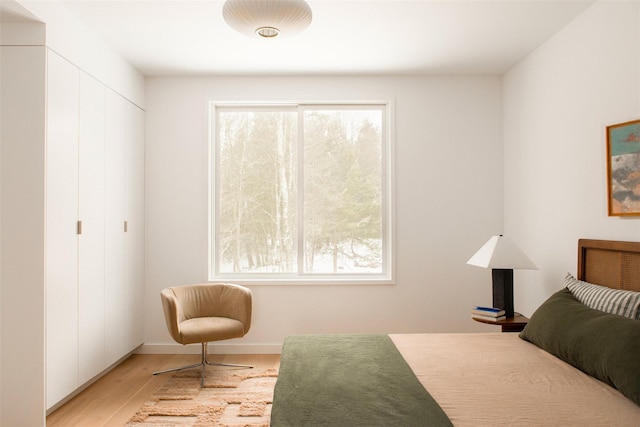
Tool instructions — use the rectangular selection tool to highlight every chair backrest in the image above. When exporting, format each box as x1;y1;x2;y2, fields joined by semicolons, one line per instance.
160;283;252;343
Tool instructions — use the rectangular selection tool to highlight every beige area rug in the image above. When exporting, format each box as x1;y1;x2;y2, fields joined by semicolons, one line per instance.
127;367;278;427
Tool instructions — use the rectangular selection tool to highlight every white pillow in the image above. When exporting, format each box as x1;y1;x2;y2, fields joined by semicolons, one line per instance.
564;273;640;320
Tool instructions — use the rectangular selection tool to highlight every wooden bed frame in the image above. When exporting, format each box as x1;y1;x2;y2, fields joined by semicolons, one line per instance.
578;239;640;292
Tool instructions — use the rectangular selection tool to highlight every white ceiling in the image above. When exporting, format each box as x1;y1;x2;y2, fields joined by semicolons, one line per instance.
7;0;596;76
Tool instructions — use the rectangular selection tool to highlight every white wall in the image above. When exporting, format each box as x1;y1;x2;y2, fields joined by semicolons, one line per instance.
14;0;145;108
1;44;47;427
143;75;504;353
504;0;640;317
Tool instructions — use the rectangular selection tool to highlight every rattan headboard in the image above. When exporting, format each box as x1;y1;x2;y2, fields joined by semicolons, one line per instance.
578;239;640;292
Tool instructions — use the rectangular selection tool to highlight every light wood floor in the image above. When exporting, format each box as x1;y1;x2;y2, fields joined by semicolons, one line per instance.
46;353;281;427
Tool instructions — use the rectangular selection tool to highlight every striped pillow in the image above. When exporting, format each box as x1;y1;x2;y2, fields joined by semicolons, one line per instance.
564;273;640;320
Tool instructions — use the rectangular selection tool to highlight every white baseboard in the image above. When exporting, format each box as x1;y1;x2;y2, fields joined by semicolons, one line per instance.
136;342;283;355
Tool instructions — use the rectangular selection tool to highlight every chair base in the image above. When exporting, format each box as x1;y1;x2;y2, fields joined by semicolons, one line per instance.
152;342;253;387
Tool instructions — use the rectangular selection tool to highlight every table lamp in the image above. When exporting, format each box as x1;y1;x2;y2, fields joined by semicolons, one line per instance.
466;235;537;318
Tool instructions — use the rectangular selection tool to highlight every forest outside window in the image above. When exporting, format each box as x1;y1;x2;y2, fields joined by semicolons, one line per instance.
209;103;394;284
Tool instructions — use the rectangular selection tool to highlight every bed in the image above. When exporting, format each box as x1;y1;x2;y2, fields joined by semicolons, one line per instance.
270;239;640;426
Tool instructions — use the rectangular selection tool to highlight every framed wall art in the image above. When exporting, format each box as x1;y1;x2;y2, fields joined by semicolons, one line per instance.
606;119;640;216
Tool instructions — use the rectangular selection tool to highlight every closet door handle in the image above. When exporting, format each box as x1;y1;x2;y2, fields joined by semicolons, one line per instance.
124;221;128;233
77;221;83;235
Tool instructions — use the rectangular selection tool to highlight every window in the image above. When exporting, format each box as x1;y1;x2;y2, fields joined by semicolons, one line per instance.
210;102;393;284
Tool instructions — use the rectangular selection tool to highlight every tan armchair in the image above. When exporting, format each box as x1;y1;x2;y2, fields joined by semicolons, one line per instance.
152;283;253;386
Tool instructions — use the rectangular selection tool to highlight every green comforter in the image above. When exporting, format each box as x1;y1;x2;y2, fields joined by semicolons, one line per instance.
270;334;453;427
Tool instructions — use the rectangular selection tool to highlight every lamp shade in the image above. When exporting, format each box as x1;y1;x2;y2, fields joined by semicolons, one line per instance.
223;0;312;39
466;235;537;270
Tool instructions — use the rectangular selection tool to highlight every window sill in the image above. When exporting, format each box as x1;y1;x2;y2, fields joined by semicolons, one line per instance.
207;276;395;286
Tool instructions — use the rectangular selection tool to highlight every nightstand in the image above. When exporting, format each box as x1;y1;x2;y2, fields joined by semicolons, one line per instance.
473;312;529;333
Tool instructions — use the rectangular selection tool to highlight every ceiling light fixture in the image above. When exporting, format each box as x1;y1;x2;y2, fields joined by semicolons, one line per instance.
222;0;312;39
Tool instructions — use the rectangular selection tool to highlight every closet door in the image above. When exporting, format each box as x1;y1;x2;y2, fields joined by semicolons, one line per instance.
78;72;106;383
124;101;145;350
46;50;80;409
105;89;126;366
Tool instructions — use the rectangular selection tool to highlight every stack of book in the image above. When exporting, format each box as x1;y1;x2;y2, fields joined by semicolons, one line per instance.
471;306;506;322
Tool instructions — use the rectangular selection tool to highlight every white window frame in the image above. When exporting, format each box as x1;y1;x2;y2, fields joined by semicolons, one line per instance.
208;101;395;285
